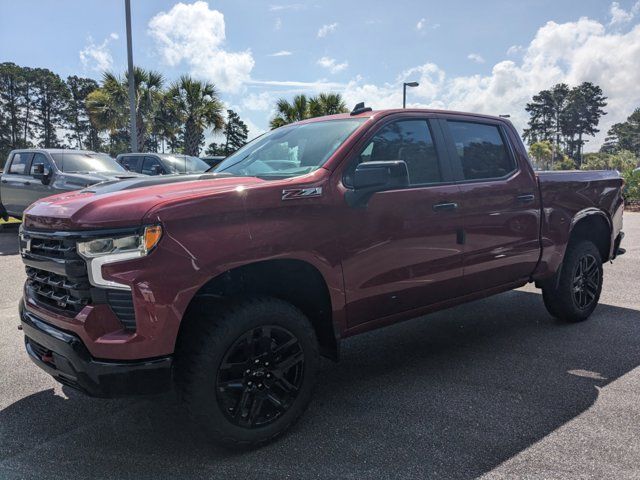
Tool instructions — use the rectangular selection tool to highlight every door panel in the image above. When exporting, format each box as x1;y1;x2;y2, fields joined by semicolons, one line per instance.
341;185;464;327
441;118;541;293
339;116;463;328
1;152;33;215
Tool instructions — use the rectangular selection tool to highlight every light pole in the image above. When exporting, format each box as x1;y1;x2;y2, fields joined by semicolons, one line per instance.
125;0;138;152
402;81;419;108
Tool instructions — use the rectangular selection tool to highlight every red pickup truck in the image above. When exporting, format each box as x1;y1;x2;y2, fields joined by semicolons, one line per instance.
18;105;624;447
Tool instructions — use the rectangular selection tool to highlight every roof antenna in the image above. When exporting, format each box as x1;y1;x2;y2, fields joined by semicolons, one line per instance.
350;102;372;116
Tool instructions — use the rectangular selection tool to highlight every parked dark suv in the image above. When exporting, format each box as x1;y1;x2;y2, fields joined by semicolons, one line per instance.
0;149;140;219
116;153;210;176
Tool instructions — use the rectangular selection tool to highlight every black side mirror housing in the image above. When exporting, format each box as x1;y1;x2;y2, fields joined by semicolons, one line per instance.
32;164;52;185
150;165;163;176
345;160;409;207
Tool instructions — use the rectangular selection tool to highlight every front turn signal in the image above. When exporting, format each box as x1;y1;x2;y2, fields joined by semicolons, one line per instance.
144;225;163;253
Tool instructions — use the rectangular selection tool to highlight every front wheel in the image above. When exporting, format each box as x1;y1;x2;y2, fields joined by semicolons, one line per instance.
542;240;603;322
175;296;319;448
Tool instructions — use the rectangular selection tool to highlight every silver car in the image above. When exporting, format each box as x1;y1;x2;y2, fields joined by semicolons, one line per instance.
0;149;141;219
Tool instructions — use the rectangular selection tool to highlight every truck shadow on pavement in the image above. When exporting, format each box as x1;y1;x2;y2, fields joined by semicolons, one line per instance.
1;290;639;480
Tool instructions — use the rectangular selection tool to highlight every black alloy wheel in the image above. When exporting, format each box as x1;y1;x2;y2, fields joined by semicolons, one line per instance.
216;325;305;428
572;253;600;310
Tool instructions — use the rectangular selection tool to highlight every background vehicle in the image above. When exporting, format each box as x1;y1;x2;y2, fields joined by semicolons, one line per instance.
116;153;210;175
200;156;226;169
0;149;140;219
18;107;624;448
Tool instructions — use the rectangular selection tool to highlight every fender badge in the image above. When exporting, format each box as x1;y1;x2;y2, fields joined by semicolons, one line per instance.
282;187;323;200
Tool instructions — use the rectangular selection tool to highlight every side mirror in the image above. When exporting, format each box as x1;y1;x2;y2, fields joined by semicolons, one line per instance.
345;160;409;207
32;164;52;185
42;165;52;185
150;165;163;176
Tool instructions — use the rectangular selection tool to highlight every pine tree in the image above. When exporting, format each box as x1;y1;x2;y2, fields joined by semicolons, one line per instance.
222;110;248;155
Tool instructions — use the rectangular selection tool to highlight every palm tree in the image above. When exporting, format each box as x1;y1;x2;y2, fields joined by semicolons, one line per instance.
86;67;164;152
168;75;224;156
269;93;349;129
309;93;348;117
270;95;310;129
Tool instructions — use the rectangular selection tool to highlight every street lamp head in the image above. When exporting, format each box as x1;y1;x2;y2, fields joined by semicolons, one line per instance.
405;82;420;87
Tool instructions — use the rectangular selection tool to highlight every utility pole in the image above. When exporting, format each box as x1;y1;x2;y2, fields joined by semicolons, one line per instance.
125;0;138;152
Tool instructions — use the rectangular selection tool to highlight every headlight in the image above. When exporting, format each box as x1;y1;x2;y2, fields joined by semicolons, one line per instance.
77;225;162;258
77;225;162;290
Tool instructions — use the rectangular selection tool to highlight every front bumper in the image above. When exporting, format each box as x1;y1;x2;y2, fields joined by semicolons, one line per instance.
20;301;173;398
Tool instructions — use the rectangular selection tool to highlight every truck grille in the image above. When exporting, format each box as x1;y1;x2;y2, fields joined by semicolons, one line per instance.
23;235;91;314
22;230;137;330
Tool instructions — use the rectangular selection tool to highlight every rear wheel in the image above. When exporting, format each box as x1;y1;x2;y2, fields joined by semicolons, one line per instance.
542;240;603;322
175;296;319;448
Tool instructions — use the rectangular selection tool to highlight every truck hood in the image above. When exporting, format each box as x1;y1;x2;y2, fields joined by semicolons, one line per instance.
23;173;266;230
62;171;144;187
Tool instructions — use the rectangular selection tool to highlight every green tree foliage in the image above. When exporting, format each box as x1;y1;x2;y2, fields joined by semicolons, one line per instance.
86;68;164;153
581;150;638;172
205;142;226;156
222;109;248;155
66;76;101;150
560;82;607;163
528;140;553;170
551;154;577;170
622;168;640;202
269;93;348;129
523;82;607;166
167;75;224;156
0;62;32;162
32;68;69;148
602;108;640;157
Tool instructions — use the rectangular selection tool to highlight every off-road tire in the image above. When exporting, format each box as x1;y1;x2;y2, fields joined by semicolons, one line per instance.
175;296;319;448
542;240;603;322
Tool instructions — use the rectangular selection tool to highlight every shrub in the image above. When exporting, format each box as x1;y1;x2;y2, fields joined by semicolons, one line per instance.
623;168;640;203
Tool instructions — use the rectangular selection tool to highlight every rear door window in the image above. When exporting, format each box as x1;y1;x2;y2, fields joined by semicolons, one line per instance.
446;121;515;180
119;156;140;172
141;156;164;175
8;153;31;174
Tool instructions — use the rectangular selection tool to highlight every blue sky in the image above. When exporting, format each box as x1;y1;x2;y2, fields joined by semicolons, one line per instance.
2;0;640;148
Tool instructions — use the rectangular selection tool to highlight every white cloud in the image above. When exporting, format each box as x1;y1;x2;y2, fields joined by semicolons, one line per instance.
269;4;304;11
268;50;293;57
341;17;640;149
467;53;485;63
317;22;338;38
274;17;282;30
242;92;273;111
79;33;118;72
416;18;438;31
506;44;523;56
317;56;348;74
148;1;254;93
248;79;346;90
609;2;634;25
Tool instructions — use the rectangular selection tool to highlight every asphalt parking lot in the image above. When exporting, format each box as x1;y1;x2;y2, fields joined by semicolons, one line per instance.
0;214;639;480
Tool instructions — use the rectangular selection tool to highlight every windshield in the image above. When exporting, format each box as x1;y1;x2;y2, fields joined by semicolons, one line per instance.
216;118;366;179
161;155;209;173
51;152;126;173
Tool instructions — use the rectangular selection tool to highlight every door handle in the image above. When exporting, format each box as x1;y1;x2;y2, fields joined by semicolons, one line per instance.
24;181;31;186
516;194;535;203
1;180;7;184
432;202;458;212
